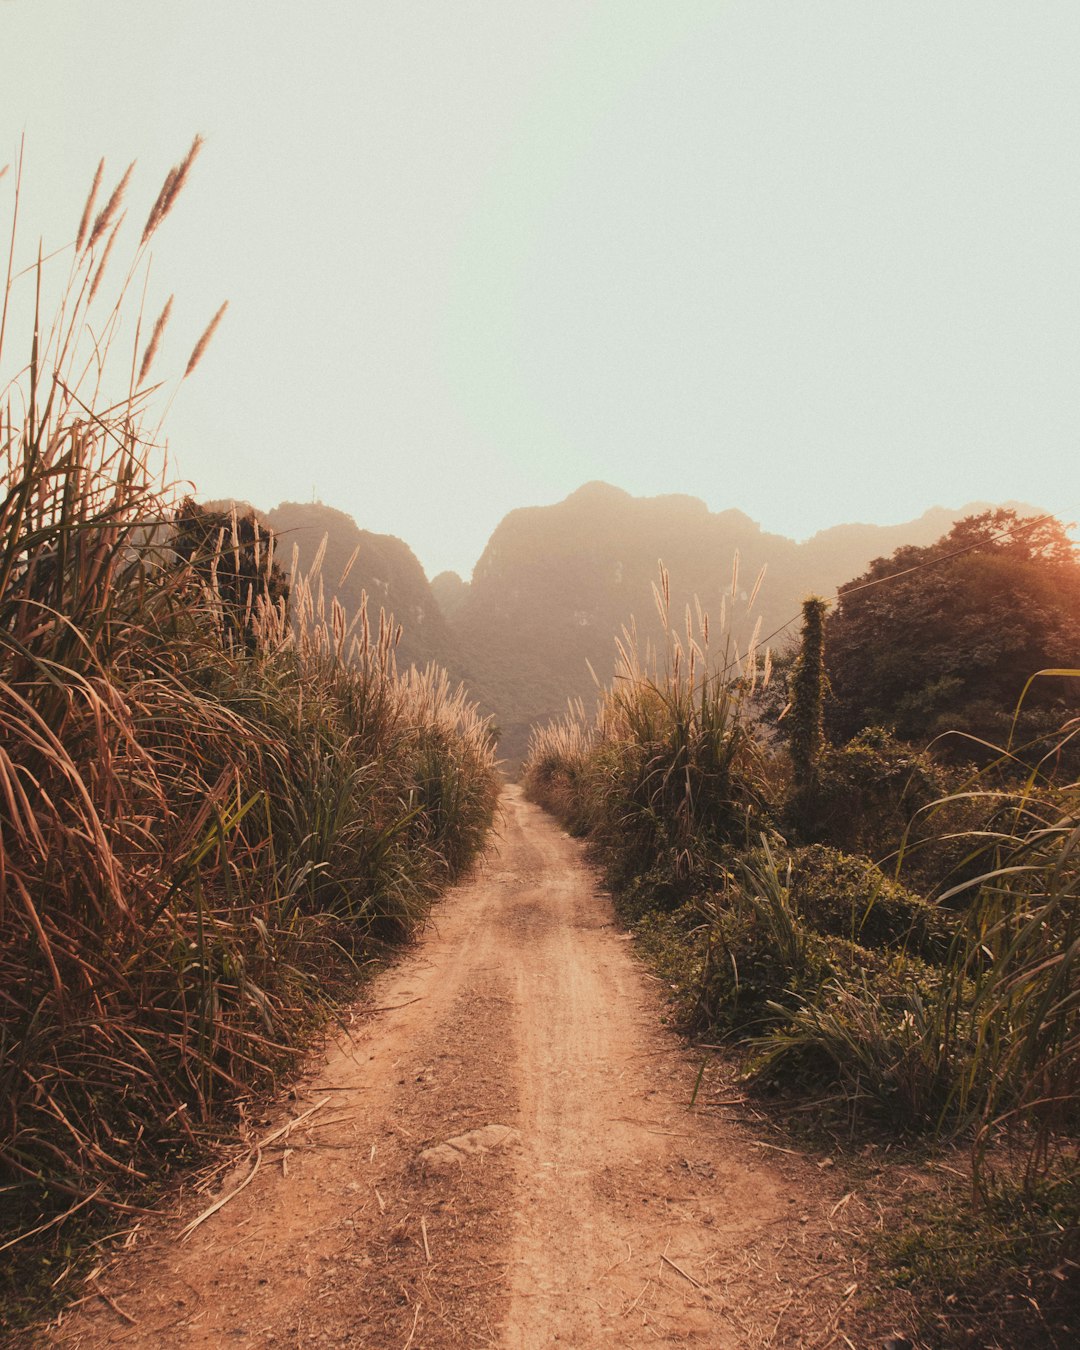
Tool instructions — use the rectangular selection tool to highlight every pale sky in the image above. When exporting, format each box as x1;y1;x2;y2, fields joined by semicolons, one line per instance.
3;1;1079;578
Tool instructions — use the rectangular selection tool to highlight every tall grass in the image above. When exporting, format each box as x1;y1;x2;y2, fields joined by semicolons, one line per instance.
525;562;772;887
0;149;498;1280
526;559;1079;1185
932;706;1080;1180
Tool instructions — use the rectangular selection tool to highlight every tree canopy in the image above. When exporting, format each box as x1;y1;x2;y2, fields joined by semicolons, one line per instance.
824;510;1080;750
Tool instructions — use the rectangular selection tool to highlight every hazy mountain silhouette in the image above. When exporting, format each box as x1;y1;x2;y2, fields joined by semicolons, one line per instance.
202;485;1041;768
202;499;458;673
430;570;470;622
443;483;1040;764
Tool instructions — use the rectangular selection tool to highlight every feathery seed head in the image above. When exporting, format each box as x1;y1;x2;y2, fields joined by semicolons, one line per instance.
137;293;173;387
184;301;228;378
87;214;125;303
76;159;105;253
142;135;204;244
87;161;134;251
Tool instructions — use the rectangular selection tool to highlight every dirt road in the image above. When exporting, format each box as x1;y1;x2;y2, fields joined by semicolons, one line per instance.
46;787;859;1348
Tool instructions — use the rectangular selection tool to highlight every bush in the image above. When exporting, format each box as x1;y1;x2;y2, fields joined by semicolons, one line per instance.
786;726;946;858
785;844;954;962
684;843;937;1033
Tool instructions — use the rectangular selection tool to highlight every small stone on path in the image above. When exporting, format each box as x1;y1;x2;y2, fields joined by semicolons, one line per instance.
419;1124;519;1172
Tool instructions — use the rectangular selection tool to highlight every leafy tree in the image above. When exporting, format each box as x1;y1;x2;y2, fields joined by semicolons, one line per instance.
825;510;1080;750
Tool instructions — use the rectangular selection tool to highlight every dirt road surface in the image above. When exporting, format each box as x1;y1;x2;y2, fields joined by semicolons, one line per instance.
45;787;862;1348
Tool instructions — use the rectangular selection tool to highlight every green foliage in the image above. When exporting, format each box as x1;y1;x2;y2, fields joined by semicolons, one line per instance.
883;1166;1080;1348
784;844;954;961
938;733;1080;1181
689;851;833;1034
787;596;827;785
786;726;947;860
764;716;1080;1163
690;844;947;1052
759;970;974;1128
825;509;1080;751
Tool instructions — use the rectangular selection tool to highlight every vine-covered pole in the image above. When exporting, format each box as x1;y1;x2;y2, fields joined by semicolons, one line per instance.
789;596;827;786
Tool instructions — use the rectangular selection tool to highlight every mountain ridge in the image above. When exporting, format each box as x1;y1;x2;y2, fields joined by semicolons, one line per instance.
200;484;1044;766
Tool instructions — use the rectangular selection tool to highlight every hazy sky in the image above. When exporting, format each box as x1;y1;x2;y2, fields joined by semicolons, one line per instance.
4;1;1079;578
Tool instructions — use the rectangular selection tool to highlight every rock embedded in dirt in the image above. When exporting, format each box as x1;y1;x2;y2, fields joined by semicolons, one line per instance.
419;1123;520;1172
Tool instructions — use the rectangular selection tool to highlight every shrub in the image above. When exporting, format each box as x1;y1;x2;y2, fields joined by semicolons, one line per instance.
689;870;833;1035
786;726;946;858
784;844;954;962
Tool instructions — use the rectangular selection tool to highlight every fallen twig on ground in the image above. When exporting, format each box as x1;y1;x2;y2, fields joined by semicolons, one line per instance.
179;1096;332;1239
660;1253;704;1289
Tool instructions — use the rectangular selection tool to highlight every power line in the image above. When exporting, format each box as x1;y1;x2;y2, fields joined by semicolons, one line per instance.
839;510;1068;599
725;506;1078;678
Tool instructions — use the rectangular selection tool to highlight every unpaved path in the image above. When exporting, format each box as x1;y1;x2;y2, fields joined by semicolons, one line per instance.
45;787;862;1348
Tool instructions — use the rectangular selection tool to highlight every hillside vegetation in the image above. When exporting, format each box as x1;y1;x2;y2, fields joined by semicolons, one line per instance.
200;498;463;676
0;152;498;1319
524;545;1080;1346
218;481;1045;770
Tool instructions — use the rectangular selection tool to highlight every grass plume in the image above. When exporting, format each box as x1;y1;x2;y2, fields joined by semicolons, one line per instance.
184;300;228;378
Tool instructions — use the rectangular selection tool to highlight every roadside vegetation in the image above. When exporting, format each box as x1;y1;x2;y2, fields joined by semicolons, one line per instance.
524;543;1079;1347
0;149;498;1324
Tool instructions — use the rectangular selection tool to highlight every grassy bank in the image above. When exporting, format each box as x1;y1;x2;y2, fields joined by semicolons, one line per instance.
523;573;1079;1346
0;150;499;1324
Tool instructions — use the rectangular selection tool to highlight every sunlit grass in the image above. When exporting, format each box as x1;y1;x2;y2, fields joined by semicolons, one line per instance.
0;149;498;1295
525;561;772;884
525;576;1079;1176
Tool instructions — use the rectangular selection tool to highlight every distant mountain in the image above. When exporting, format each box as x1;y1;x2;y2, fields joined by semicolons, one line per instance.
446;483;1041;765
202;499;457;673
430;571;470;622
200;485;1043;770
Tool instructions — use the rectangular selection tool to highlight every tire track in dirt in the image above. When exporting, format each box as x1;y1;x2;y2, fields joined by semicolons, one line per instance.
41;786;852;1348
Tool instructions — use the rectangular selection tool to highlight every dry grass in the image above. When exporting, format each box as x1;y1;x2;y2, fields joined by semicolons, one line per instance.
0;147;498;1318
524;561;772;882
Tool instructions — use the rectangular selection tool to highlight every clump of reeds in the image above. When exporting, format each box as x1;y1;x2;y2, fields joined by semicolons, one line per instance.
0;148;498;1307
520;703;597;834
525;560;773;884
